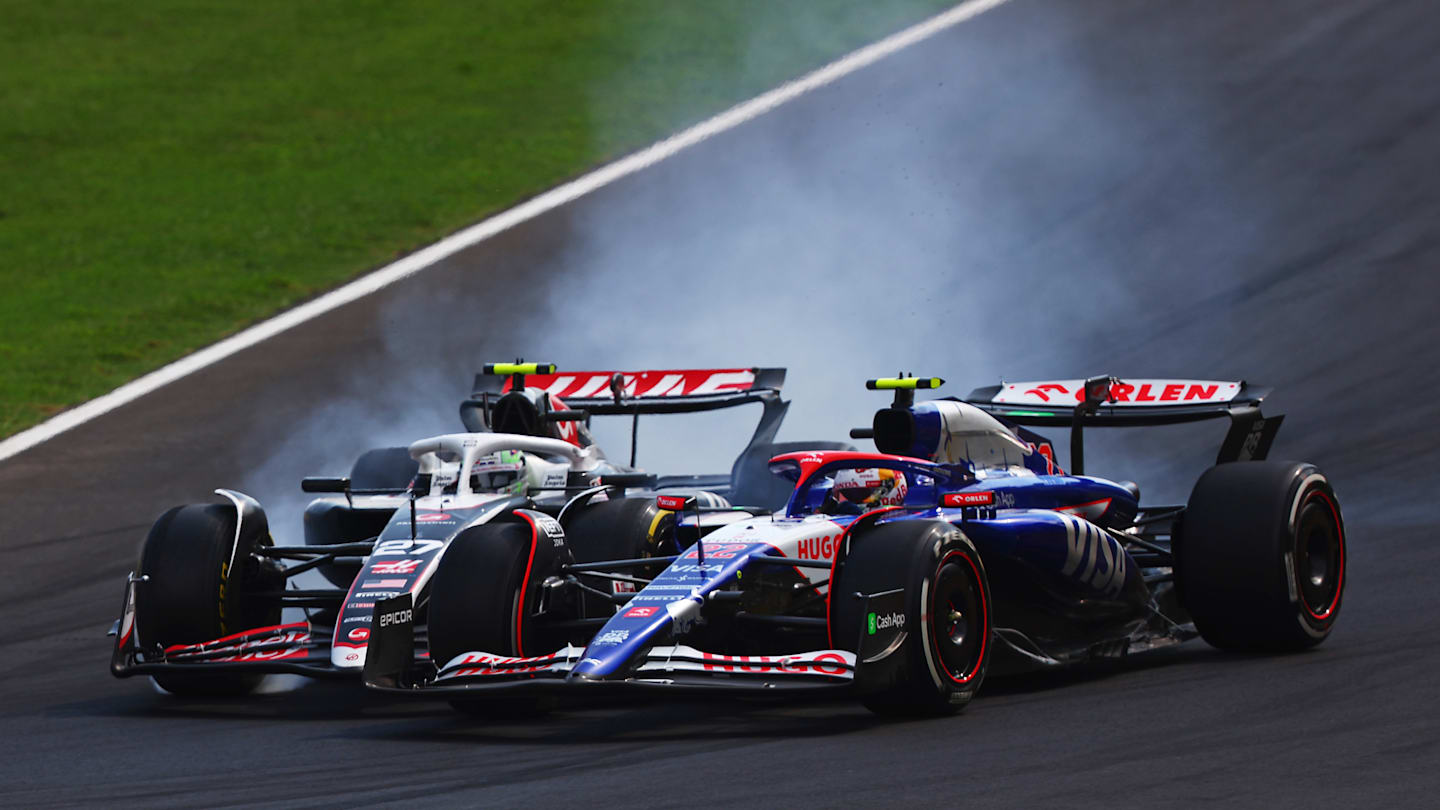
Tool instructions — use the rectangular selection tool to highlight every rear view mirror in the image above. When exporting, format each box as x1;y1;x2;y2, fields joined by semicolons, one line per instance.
544;410;589;422
301;477;350;493
1080;375;1120;412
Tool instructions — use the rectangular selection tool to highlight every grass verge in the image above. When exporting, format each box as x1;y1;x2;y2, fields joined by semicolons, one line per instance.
0;0;955;437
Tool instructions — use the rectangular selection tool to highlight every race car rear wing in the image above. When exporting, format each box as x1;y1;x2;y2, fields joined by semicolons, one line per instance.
474;366;787;415
462;365;789;468
965;376;1283;473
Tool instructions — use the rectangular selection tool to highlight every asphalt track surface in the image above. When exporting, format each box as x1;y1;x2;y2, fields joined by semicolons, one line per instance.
4;0;1440;805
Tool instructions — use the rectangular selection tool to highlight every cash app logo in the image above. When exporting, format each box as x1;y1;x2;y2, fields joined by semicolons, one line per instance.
867;612;877;635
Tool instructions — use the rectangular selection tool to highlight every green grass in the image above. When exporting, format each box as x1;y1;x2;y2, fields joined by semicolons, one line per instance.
0;0;955;437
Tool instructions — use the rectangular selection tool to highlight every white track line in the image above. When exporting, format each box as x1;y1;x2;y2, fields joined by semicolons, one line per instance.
0;0;1015;464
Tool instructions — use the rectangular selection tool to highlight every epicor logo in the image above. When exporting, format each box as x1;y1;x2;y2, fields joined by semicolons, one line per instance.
378;609;412;627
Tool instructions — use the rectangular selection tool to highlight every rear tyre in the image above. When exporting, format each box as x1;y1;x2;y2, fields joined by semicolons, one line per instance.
832;521;991;717
137;503;283;696
563;497;673;616
427;522;555;718
1177;461;1346;651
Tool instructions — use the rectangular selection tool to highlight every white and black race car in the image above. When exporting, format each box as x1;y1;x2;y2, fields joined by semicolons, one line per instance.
109;364;830;695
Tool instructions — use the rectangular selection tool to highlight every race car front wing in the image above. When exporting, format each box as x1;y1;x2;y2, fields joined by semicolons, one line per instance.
109;573;424;680
363;589;904;698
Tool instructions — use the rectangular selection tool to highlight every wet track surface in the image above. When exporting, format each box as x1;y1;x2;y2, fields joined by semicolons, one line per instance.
4;0;1440;805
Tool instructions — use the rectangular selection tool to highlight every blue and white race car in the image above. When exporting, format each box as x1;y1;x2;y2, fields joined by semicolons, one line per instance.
363;375;1346;717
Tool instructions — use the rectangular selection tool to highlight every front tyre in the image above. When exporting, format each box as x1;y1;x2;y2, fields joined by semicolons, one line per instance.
832;520;991;717
427;520;561;718
1177;461;1346;651
137;503;282;696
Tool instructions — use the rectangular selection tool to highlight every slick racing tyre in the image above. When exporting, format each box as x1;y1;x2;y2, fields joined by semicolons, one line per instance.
427;520;564;718
832;520;991;717
137;503;283;696
563;497;673;617
1177;461;1346;651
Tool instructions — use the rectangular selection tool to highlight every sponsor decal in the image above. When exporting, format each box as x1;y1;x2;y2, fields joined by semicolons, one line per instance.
346;602;375;610
217;645;311;664
354;591;402;599
441;648;577;679
612;581;637;594
415;512;452;523
630;594;684;603
346;652;360;662
995;380;1240;407
797;534;840;560
1059;515;1128;597
370;559;422;575
867;611;905;634
362;579;409;589
1022;383;1069;402
378;607;412;627
508;369;756;400
624;606;660;618
699;651;850;676
656;494;692;511
941;491;994;508
594;630;630;646
530;513;565;546
168;629;311;663
216;561;230;633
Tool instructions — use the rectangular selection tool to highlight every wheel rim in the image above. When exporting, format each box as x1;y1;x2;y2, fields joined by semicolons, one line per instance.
931;554;986;684
1294;492;1344;621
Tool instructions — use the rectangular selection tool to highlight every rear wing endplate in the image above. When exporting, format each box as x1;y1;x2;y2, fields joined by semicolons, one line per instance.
965;378;1283;470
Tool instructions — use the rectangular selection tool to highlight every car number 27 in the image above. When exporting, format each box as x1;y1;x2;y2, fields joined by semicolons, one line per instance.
373;539;445;556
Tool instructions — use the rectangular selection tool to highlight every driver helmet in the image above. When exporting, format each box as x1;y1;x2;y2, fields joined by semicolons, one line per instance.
832;467;908;507
470;449;528;495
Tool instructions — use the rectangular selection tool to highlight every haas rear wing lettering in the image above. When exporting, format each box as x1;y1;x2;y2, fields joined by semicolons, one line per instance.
463;364;789;469
475;367;786;415
966;376;1282;469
